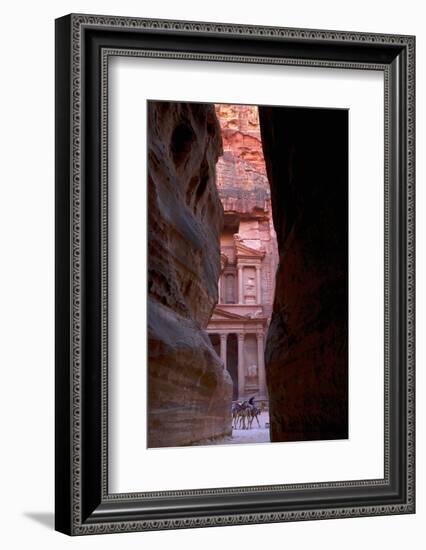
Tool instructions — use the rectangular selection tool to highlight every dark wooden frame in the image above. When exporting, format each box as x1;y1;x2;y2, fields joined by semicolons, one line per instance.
55;13;415;535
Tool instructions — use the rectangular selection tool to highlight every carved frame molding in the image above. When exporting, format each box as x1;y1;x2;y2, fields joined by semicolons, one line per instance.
55;13;415;535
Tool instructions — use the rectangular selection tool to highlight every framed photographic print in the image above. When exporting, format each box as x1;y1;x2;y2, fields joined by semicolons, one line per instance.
55;14;415;535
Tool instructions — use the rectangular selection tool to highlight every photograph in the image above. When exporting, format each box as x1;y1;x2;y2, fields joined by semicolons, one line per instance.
147;100;348;448
0;0;421;546
52;10;415;537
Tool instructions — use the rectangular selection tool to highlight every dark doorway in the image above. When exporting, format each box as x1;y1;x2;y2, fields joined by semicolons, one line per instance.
226;334;238;400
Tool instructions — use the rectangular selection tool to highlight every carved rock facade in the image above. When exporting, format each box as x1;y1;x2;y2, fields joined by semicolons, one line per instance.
207;105;278;405
147;101;233;447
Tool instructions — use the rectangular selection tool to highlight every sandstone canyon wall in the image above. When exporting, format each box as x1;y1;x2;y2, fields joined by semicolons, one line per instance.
259;106;348;442
148;101;233;447
215;104;278;320
215;104;270;214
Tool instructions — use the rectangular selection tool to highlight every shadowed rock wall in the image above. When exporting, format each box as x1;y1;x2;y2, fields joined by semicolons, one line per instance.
148;101;233;447
259;107;348;442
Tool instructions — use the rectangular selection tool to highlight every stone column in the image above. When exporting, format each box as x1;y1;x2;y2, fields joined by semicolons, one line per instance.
238;265;244;304
237;333;245;399
257;331;267;400
218;275;222;304
220;333;227;369
255;265;262;304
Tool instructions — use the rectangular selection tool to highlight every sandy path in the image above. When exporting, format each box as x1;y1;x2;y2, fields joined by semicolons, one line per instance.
193;411;271;446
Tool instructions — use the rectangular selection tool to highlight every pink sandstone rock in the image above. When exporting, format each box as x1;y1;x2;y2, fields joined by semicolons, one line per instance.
214;104;279;324
205;105;279;405
148;101;233;447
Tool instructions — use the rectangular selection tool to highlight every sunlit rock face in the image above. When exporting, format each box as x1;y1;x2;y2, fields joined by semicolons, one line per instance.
215;104;270;216
214;104;279;323
147;101;233;448
205;105;279;404
259;106;349;442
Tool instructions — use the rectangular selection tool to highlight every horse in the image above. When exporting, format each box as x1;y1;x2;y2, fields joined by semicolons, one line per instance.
232;397;261;430
231;401;243;429
238;403;252;430
247;405;262;429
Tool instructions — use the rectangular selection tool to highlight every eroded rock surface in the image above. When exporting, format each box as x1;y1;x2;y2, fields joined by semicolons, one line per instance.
215;104;271;216
214;105;279;322
148;102;233;447
259;106;349;442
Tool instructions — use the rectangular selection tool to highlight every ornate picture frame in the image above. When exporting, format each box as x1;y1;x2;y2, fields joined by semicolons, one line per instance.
55;13;415;535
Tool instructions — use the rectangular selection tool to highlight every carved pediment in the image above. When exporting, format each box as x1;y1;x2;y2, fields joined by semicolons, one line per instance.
211;307;246;320
210;306;267;323
233;234;265;259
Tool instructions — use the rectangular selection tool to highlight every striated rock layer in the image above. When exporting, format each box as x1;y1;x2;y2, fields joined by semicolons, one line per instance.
148;101;233;448
214;104;279;323
215;104;270;216
259;106;349;442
